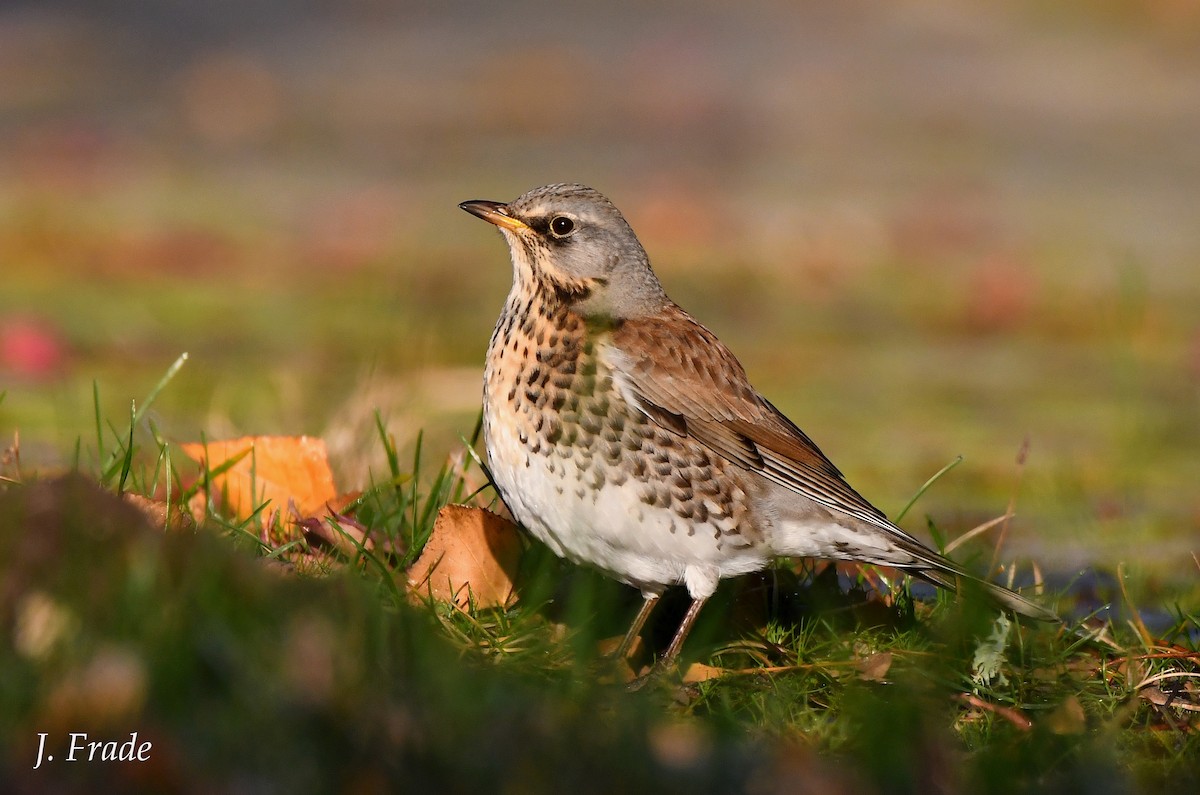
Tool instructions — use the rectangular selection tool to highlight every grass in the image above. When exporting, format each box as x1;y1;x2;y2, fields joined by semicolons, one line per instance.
0;366;1196;793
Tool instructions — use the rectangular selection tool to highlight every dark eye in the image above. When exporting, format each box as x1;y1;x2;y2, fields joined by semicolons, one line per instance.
549;216;575;237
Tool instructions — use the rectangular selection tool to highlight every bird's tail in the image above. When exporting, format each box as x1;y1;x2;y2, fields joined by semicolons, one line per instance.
915;566;1060;623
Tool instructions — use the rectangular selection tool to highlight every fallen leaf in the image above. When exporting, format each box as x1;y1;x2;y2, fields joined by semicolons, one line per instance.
179;436;337;522
855;651;893;682
596;655;641;687
406;505;521;610
293;491;370;556
681;662;729;684
597;633;645;662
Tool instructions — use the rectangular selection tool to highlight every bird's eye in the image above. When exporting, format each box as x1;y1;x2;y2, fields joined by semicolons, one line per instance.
549;216;576;237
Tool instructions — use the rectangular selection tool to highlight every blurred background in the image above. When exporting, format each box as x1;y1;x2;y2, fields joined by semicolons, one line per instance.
1;0;1197;587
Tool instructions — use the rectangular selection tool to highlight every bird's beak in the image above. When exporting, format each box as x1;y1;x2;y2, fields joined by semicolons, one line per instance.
459;200;530;232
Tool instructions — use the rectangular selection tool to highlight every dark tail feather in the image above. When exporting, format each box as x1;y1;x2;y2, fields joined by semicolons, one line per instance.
913;567;1060;623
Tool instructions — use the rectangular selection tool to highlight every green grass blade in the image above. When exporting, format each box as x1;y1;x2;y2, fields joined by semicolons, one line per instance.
895;455;962;523
374;410;401;481
410;429;423;537
926;516;947;554
135;352;189;426
180;438;253;505
100;352;188;481
115;401;136;494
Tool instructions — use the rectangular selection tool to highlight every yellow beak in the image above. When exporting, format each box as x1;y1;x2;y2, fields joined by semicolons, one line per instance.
459;200;530;232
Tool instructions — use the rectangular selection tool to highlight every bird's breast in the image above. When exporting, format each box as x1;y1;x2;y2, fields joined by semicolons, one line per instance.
481;292;769;590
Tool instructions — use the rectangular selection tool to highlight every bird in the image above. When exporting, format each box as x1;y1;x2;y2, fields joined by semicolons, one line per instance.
459;183;1057;680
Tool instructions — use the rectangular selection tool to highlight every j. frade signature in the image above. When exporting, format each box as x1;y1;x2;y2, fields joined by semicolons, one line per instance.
33;732;151;769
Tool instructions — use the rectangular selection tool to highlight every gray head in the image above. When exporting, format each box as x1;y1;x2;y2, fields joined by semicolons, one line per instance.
460;183;669;320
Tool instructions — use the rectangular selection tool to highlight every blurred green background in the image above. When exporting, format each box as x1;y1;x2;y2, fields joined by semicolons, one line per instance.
1;0;1197;586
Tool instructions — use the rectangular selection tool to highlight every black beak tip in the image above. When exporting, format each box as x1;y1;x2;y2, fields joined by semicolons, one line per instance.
459;199;505;219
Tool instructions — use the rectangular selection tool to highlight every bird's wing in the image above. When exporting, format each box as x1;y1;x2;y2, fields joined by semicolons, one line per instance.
603;305;895;533
603;307;1059;623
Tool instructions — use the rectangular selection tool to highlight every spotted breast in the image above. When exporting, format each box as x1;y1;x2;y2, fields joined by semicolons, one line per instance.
482;282;770;603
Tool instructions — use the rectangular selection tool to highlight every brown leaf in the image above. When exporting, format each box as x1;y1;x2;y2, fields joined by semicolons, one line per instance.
1139;686;1172;707
406;505;521;610
855;651;893;682
595;654;642;687
681;662;729;684
597;634;645;662
179;436;337;522
293;491;369;556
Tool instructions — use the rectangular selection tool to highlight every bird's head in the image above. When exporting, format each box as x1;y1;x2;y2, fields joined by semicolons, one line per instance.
460;183;668;321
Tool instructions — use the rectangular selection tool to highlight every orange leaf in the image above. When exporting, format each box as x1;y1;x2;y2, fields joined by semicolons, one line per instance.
681;662;729;684
179;436;337;522
407;506;521;610
597;634;645;661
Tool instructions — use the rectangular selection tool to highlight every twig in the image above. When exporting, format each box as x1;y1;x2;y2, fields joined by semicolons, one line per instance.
945;512;1013;555
1109;651;1200;666
955;693;1032;731
1137;670;1200;689
1137;673;1200;715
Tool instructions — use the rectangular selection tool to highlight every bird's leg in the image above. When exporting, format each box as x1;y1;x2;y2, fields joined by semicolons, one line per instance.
611;592;661;660
626;596;708;691
659;596;708;671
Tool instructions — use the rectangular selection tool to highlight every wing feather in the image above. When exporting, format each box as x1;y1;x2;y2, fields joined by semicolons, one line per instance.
602;306;1058;623
604;306;890;529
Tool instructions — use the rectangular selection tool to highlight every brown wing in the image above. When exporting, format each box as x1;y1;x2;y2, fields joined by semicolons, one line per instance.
604;305;896;533
604;306;1060;623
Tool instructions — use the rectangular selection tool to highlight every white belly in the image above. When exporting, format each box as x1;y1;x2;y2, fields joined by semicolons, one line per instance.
483;404;768;598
